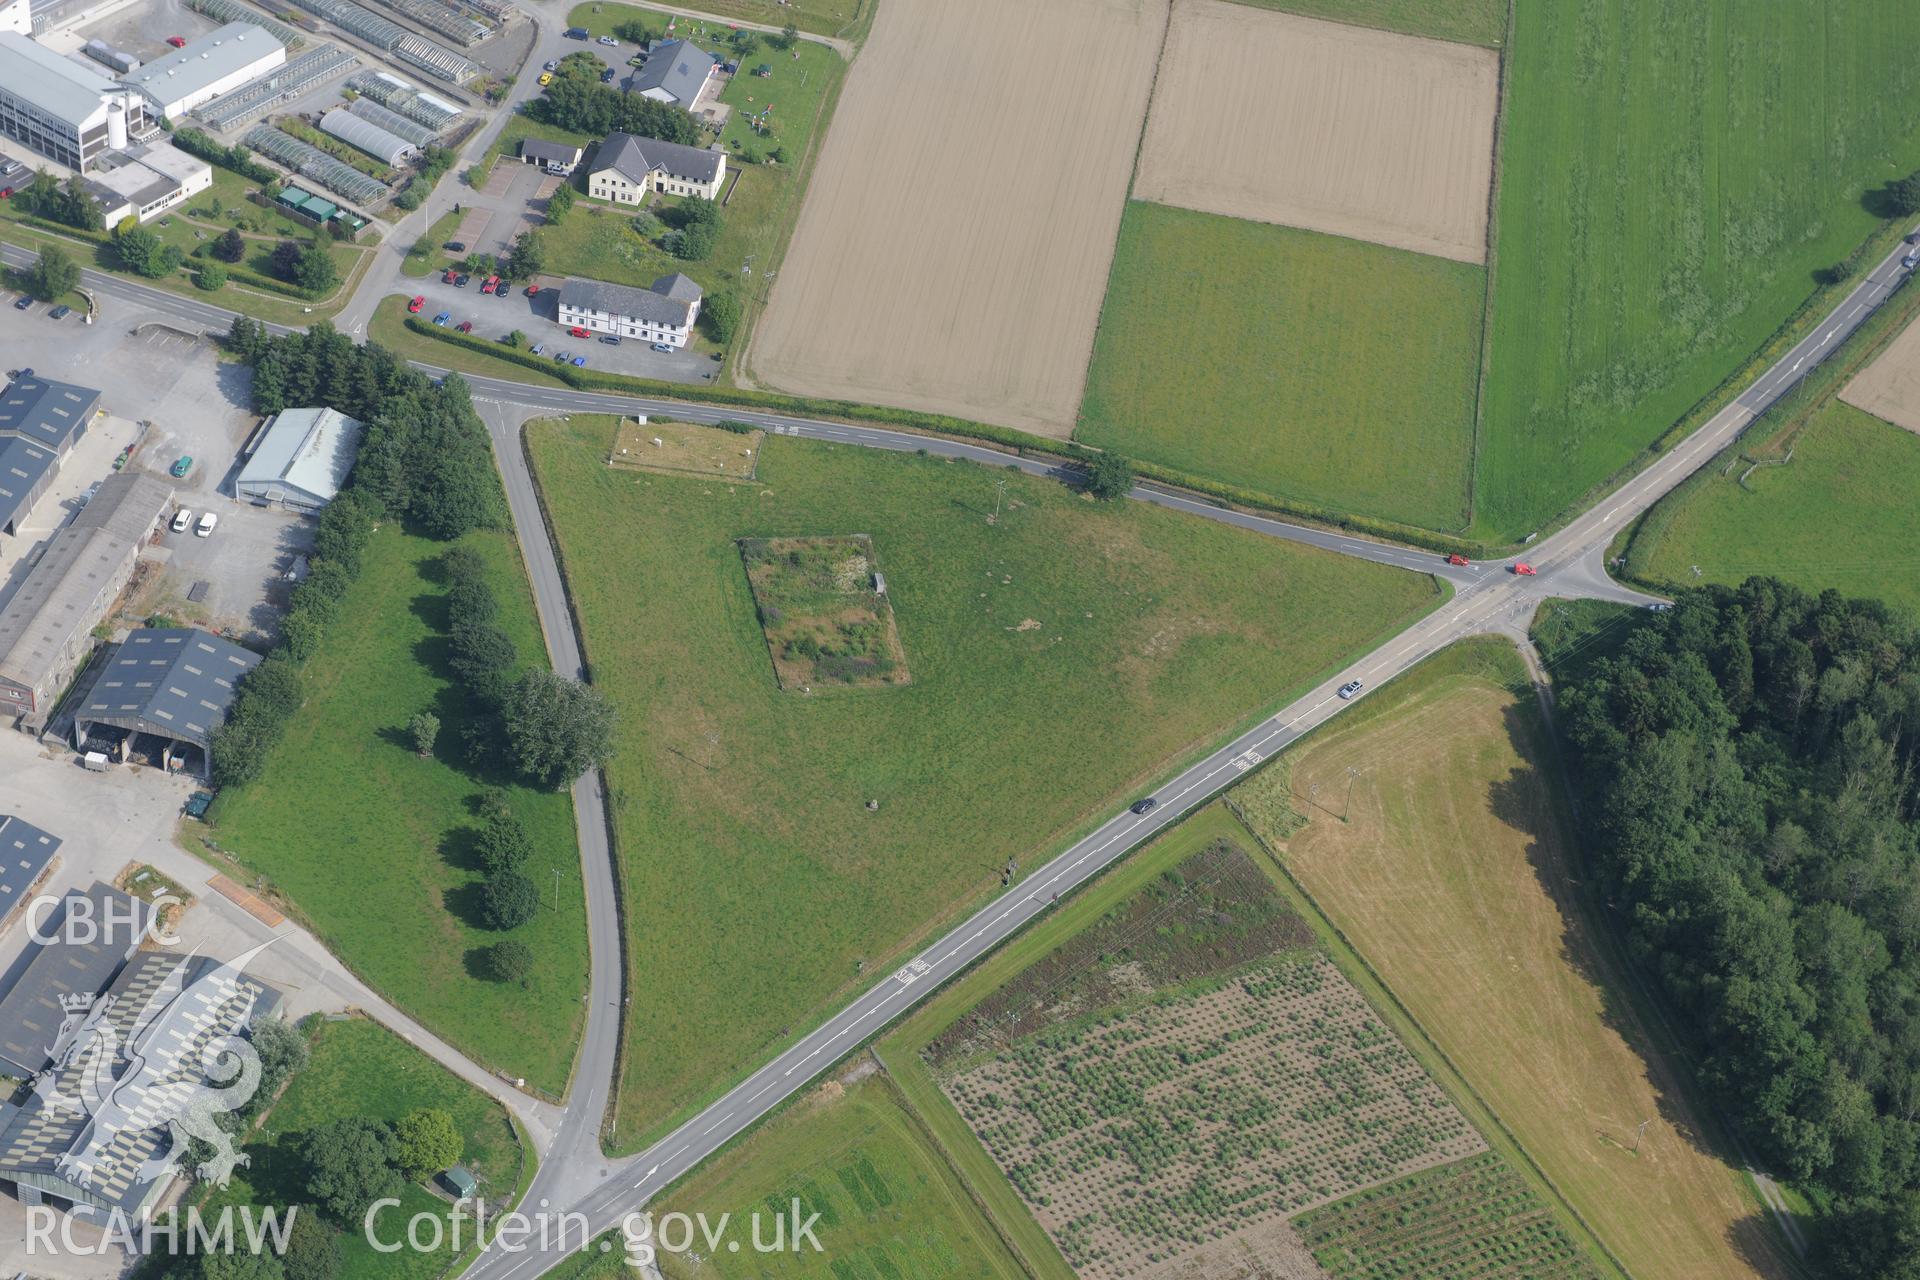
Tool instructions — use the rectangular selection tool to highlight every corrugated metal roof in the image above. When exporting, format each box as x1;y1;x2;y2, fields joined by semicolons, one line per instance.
79;627;260;749
0;883;142;1080
0;375;99;453
235;406;362;507
120;22;284;108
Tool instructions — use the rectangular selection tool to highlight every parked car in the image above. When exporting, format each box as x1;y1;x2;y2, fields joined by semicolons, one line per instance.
1645;602;1672;612
12;296;31;311
553;349;571;362
455;273;471;287
530;343;545;356
537;72;554;86
195;511;218;538
568;325;590;337
650;342;673;353
525;283;541;296
479;277;495;295
445;241;466;252
165;34;186;46
1128;798;1157;816
433;311;451;325
597;34;616;45
408;295;425;313
1337;680;1363;700
442;268;458;284
571;355;588;367
1905;254;1919;270
48;304;70;320
170;508;192;534
599;335;620;345
456;320;473;333
543;58;558;71
564;26;588;38
169;455;193;477
600;68;615;83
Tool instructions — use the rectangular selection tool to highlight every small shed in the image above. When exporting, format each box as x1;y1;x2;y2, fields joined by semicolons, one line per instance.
442;1166;479;1201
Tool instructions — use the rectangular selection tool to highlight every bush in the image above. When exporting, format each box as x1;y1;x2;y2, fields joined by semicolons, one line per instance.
476;810;532;876
391;1108;461;1182
664;220;716;261
700;291;740;344
481;869;539;929
408;711;439;757
213;228;246;262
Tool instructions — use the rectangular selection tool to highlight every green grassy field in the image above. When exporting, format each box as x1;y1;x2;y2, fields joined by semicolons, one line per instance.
1478;0;1920;540
403;210;466;278
203;1017;525;1280
1631;400;1920;617
653;1073;1024;1279
208;527;588;1093
1235;0;1506;45
1077;203;1482;530
526;420;1441;1145
568;0;870;41
1530;597;1644;686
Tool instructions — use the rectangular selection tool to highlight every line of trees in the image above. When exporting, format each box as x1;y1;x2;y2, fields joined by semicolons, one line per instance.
523;73;701;147
13;171;104;232
1560;577;1920;1277
171;126;279;185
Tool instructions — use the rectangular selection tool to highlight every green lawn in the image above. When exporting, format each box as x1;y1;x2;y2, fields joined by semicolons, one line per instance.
404;209;466;278
654;1074;1025;1279
526;419;1442;1146
1234;0;1506;45
207;527;589;1093
202;1017;526;1280
568;0;870;41
1477;0;1920;539
1077;203;1482;530
1631;399;1920;618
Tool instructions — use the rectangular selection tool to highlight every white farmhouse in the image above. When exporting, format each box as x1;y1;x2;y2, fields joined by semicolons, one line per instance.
558;275;703;348
587;131;726;203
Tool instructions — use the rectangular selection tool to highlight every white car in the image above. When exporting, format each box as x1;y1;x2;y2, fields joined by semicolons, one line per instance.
1337;680;1363;700
194;511;218;538
171;508;192;534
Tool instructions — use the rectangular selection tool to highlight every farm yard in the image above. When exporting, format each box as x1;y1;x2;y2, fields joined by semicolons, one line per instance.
1237;640;1800;1280
1628;399;1920;618
1477;0;1920;539
1133;1;1499;264
746;0;1167;438
1077;204;1481;528
1295;1154;1600;1280
524;420;1440;1146
941;952;1488;1278
653;1072;1025;1280
1230;0;1506;46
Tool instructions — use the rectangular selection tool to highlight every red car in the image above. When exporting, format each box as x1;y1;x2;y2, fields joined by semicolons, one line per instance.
407;295;425;313
442;268;457;283
1511;562;1537;576
568;326;590;338
525;284;541;296
482;275;501;294
166;34;187;47
456;320;473;333
1446;553;1470;566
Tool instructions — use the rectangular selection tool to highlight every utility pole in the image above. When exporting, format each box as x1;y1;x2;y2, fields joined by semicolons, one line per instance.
1343;766;1359;820
551;865;560;911
1633;1118;1651;1153
1307;781;1320;816
991;478;1007;524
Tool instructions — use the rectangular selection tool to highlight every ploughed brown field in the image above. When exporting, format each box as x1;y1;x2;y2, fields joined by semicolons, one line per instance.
1133;0;1499;264
747;0;1168;438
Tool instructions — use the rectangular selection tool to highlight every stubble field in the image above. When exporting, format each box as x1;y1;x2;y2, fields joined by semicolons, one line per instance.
1236;641;1800;1280
746;0;1167;438
1842;308;1920;434
1133;1;1498;264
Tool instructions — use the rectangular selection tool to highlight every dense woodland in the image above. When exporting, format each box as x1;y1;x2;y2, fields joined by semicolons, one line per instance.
1561;578;1920;1277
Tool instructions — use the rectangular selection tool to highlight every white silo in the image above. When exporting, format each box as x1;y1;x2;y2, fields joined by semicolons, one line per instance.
106;100;128;150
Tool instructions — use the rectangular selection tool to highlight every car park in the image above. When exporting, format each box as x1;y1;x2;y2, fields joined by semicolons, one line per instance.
1129;798;1157;815
48;305;70;320
1337;680;1363;699
408;295;425;313
650;342;673;353
456;321;473;333
195;511;218;537
170;455;193;477
433;311;451;325
170;508;192;534
12;296;30;311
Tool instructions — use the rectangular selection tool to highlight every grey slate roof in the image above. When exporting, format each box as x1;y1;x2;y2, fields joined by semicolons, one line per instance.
654;272;701;302
0;33;119;129
519;138;582;164
632;38;714;105
593;130;723;186
0;883;144;1082
0;375;100;454
0;437;57;534
559;274;703;328
79;627;260;751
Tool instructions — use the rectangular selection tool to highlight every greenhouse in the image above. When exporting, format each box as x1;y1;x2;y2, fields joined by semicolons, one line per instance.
194;44;358;130
243;124;388;204
319;106;418;165
186;0;304;49
347;95;439;147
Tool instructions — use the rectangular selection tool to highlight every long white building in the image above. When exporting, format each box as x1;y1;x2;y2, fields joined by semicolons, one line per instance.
119;22;286;121
0;33;152;171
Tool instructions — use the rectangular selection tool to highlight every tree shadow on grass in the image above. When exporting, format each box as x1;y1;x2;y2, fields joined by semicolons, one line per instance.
461;946;502;983
230;1129;313;1210
442;880;493;931
440;823;483;873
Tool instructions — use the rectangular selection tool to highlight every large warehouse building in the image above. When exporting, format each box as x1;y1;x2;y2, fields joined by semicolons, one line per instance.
0;883;144;1081
0;375;99;539
0;472;172;730
120;22;286;122
71;626;259;776
235;405;363;512
0;33;153;171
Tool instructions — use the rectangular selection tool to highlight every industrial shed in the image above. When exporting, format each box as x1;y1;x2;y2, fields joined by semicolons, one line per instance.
120;22;287;121
319;106;417;166
235;406;363;512
0;883;146;1081
71;627;259;776
0;815;60;937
